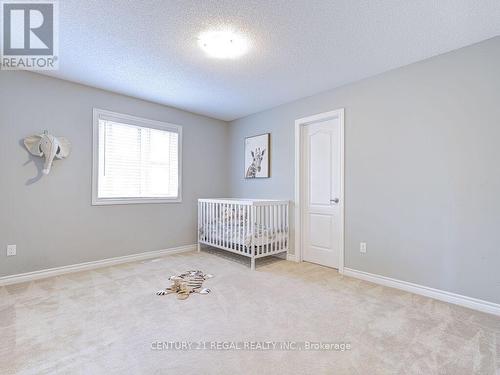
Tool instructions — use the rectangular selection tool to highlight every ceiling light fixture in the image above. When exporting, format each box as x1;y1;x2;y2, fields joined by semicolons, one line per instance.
198;29;249;59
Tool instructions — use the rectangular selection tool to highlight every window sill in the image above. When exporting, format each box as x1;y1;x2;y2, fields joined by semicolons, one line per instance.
91;197;182;206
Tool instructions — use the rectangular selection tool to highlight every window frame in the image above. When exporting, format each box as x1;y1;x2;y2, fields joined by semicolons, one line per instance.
92;108;183;206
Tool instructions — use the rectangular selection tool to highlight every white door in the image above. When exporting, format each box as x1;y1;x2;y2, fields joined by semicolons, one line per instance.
302;116;342;269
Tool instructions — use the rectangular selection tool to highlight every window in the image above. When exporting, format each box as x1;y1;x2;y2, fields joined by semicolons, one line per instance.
92;109;182;205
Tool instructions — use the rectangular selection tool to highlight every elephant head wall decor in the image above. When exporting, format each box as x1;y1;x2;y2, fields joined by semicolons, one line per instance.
23;131;71;175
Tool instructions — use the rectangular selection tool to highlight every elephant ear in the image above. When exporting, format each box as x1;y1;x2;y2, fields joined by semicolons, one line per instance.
23;135;43;156
56;137;71;159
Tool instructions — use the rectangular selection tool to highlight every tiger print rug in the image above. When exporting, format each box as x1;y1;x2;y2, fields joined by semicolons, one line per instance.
156;270;213;300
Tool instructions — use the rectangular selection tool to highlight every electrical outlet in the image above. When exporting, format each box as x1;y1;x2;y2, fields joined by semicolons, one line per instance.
7;245;16;256
360;242;367;253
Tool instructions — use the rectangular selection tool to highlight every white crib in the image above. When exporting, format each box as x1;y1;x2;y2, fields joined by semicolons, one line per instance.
198;199;289;270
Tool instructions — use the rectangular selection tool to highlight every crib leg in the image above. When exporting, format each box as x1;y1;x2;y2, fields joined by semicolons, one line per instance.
197;242;201;252
251;257;255;271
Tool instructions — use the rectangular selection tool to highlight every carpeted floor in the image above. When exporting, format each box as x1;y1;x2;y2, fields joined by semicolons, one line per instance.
1;248;499;375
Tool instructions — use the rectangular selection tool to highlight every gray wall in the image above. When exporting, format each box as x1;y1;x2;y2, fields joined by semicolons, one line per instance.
0;71;229;277
228;37;500;304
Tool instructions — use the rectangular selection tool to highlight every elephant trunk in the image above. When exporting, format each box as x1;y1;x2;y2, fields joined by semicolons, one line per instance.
41;137;59;175
42;152;55;175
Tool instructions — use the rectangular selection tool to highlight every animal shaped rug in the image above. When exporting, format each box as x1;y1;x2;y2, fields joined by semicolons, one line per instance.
156;270;213;300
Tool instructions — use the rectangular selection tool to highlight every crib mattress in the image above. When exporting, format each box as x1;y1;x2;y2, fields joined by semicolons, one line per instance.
200;222;287;247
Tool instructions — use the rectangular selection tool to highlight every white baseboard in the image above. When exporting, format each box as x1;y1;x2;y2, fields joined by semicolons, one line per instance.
343;267;500;316
0;244;197;286
286;254;298;262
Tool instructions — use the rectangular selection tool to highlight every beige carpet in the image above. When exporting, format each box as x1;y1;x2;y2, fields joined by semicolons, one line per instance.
1;248;499;375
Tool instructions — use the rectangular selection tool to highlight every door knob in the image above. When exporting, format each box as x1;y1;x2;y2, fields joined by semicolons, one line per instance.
330;198;339;204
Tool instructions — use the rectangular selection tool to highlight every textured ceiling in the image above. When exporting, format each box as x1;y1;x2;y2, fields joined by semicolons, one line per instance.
42;0;500;121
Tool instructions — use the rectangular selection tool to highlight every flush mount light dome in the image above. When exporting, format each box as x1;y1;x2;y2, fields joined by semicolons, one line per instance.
198;29;249;59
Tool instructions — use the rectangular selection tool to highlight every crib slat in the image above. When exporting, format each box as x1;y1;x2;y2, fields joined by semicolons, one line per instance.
241;204;245;253
226;203;229;249
264;205;268;255
247;205;251;255
250;205;254;258
280;203;283;250
279;205;285;250
281;204;284;250
283;205;286;250
286;203;289;250
214;203;217;246
269;205;274;253
246;205;250;254
218;203;222;247
270;205;273;254
274;204;278;252
232;203;236;251
270;205;274;253
206;202;209;244
271;205;274;253
221;203;224;248
218;203;221;247
208;202;211;245
271;204;274;253
280;204;284;251
226;203;228;250
263;205;266;255
277;204;281;251
228;203;231;250
237;204;240;252
250;205;253;255
283;204;286;250
265;205;269;255
273;205;277;253
233;203;236;251
231;203;234;250
262;206;265;255
225;203;228;249
244;204;247;255
239;204;242;252
222;203;225;248
207;202;210;244
241;204;245;252
212;202;215;245
264;206;267;254
255;206;262;255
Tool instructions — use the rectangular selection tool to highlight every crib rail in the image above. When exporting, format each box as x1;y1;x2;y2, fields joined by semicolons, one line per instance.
198;199;289;270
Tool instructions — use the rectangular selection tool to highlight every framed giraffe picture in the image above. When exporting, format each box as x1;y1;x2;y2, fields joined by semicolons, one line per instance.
245;133;270;178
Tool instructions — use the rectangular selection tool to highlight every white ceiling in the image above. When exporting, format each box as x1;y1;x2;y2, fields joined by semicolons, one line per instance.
44;0;500;121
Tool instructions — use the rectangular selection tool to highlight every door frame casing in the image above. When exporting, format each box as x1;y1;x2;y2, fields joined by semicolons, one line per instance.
294;109;345;273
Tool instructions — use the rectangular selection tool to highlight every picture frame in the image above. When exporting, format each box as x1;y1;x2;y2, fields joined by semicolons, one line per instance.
244;133;270;179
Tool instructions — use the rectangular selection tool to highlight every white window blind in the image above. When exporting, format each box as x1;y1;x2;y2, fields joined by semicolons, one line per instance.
92;109;182;205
